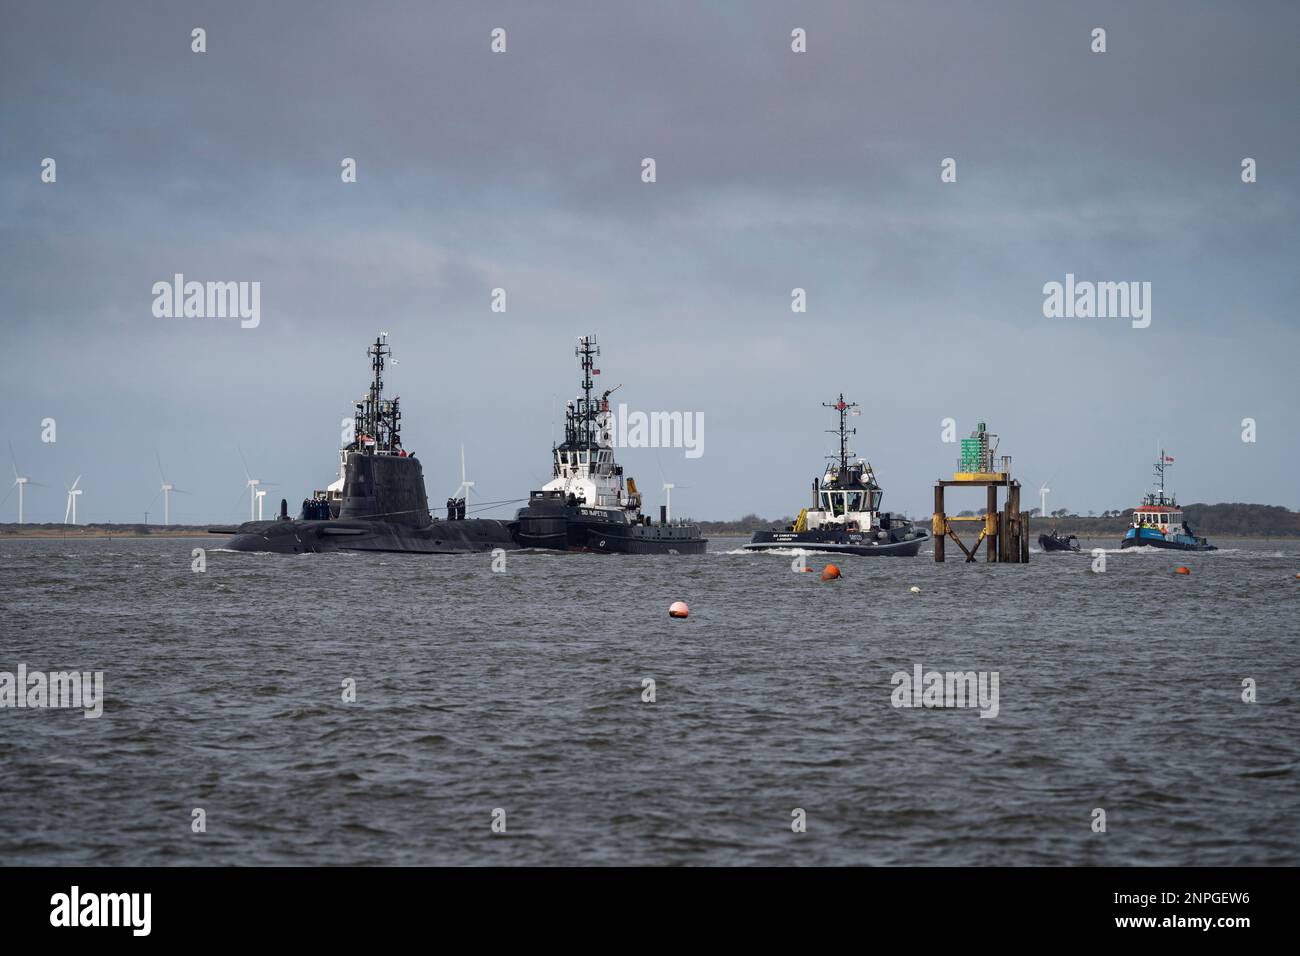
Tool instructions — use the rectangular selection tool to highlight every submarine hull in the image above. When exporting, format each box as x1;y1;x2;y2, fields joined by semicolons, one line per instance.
212;450;519;554
214;517;519;554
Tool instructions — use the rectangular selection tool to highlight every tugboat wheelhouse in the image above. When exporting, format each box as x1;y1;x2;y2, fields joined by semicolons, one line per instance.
744;394;928;557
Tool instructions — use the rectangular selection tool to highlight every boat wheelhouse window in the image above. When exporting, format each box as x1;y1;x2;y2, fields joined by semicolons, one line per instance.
870;490;882;511
845;491;864;512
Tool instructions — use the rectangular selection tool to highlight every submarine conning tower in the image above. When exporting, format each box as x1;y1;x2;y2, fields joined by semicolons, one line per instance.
337;333;432;528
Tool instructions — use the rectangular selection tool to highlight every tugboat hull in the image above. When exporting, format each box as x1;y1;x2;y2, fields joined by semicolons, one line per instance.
1120;528;1216;552
514;499;591;550
512;516;571;550
745;529;928;557
588;526;708;555
515;498;707;554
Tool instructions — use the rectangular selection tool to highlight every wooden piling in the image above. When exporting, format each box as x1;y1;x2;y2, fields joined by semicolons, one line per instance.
932;475;1029;565
933;484;945;563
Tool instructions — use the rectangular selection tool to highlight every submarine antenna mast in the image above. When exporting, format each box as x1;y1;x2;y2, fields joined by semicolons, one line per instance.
358;332;398;455
824;393;859;471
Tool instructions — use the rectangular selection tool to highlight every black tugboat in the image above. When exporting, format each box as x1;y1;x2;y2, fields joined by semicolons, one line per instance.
514;336;707;555
745;395;928;557
1038;529;1081;552
209;334;519;554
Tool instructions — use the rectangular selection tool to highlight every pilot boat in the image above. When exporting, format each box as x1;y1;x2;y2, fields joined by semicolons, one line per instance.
1120;449;1215;551
744;395;928;557
514;336;707;555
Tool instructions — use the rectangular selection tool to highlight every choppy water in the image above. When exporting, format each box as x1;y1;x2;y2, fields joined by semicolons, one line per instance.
1;535;1296;865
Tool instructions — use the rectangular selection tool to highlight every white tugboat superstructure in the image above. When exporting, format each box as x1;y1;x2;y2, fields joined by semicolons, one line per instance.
515;335;706;554
745;394;928;556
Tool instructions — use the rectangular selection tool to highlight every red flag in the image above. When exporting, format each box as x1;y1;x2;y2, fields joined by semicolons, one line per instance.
1165;456;1175;462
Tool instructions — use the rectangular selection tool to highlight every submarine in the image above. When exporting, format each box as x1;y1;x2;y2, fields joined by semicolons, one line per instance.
209;333;519;554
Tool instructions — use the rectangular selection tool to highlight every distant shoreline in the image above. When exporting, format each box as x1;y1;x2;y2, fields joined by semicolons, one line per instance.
705;532;1296;541
700;505;1300;538
1;524;1297;543
0;525;218;539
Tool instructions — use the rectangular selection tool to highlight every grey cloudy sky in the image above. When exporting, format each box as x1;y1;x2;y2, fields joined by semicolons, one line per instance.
2;0;1297;524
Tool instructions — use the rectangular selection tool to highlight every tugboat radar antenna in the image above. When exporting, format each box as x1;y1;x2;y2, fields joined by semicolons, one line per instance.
823;393;859;470
574;335;600;449
1152;445;1171;503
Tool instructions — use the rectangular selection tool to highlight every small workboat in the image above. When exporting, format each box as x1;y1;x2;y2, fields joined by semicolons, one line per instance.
1037;529;1080;552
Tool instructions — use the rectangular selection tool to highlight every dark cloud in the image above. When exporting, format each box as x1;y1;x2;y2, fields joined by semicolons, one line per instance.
2;0;1296;522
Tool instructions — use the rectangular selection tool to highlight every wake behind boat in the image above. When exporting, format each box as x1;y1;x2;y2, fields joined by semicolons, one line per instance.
210;334;519;554
745;395;927;557
513;336;707;555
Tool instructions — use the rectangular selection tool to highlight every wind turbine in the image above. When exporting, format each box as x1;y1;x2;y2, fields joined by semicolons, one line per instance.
7;442;46;525
653;452;692;525
1038;483;1050;518
150;452;189;525
453;445;475;505
256;489;267;520
64;476;83;525
238;446;275;522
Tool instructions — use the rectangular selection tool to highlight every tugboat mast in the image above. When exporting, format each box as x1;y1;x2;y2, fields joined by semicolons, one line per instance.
824;394;859;470
1150;447;1172;506
566;335;601;450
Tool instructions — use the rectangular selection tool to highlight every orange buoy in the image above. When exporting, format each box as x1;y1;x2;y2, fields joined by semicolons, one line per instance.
1175;566;1191;575
821;564;841;581
668;601;689;618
